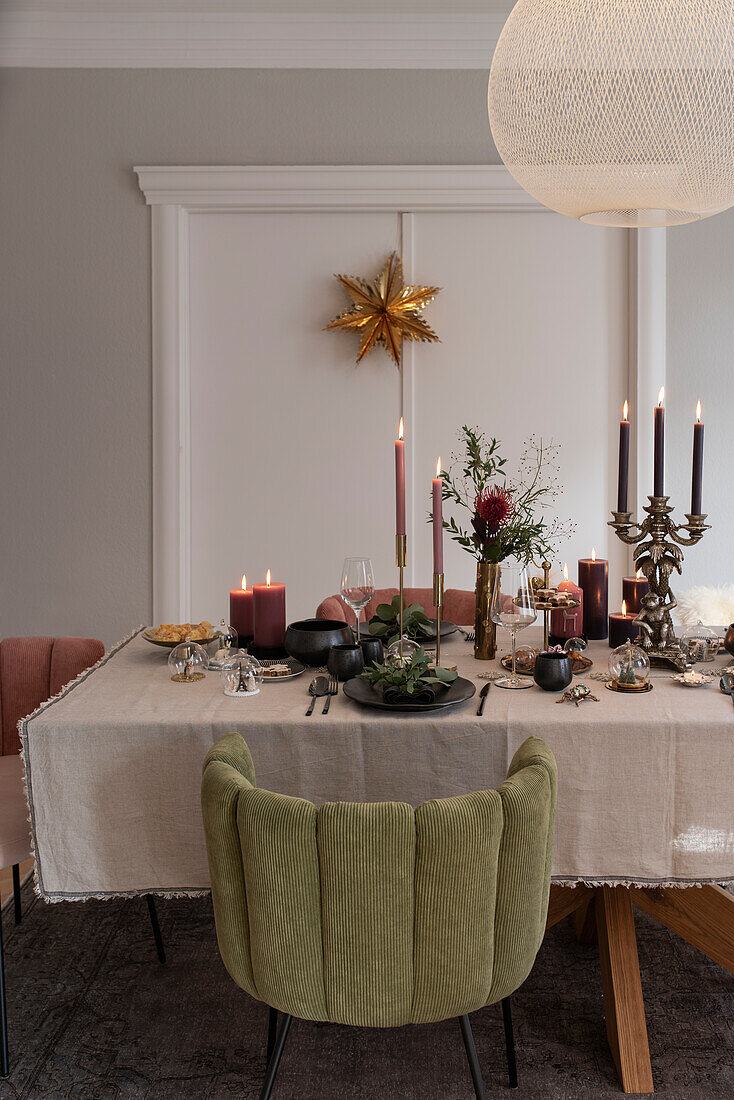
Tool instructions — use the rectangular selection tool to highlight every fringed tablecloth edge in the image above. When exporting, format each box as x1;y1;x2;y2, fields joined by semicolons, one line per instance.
19;626;146;903
551;876;734;889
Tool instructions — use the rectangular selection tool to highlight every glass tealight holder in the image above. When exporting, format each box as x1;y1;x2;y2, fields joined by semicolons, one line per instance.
207;618;239;670
563;637;588;654
168;638;208;683
608;640;650;693
385;636;421;667
221;653;263;698
680;621;719;664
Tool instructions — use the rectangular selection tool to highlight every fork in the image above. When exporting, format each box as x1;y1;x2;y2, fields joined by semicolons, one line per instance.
460;627;475;642
322;673;338;714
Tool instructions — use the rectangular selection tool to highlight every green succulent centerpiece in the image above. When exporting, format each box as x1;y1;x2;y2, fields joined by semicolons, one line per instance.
367;595;433;645
362;647;457;698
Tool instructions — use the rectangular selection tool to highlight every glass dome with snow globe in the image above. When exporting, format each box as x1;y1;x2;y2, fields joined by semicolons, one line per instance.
220;652;263;698
608;640;651;693
207;618;239;670
680;621;719;664
168;637;207;683
385;635;421;668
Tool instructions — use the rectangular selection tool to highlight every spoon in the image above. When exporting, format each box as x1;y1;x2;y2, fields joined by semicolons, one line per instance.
306;675;330;716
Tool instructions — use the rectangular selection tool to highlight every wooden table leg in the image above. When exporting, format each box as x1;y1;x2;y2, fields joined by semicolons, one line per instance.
596;886;654;1094
573;892;598;944
546;883;592;930
630;885;734;975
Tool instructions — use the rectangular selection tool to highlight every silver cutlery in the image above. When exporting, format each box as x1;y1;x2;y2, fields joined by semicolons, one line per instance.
720;672;734;701
306;675;330;716
322;673;339;714
477;681;491;715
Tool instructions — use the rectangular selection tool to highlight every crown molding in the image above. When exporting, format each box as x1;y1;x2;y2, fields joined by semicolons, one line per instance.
134;164;545;212
0;10;505;68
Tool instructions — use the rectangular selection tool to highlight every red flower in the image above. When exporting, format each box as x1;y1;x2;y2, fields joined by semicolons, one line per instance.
473;485;514;538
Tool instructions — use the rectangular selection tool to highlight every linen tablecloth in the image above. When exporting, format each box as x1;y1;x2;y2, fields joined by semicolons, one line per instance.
21;627;734;901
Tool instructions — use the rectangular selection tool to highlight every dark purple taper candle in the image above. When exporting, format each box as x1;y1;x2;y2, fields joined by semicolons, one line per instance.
578;552;609;640
617;401;630;512
691;401;704;515
653;389;665;497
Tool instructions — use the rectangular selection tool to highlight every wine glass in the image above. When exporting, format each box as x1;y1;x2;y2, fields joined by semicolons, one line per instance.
491;563;537;689
340;557;375;644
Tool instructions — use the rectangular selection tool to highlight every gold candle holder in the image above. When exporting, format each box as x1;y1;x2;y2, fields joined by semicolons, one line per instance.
433;571;445;667
396;533;407;660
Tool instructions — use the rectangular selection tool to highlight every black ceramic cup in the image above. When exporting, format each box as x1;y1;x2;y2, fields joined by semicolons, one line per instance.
533;651;573;692
724;624;734;659
327;644;364;682
284;619;353;667
359;636;384;669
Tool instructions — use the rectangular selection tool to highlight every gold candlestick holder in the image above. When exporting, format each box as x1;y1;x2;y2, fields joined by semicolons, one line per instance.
433;571;445;667
609;496;710;670
396;533;407;660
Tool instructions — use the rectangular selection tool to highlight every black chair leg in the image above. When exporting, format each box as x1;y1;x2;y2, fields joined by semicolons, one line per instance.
502;997;518;1089
0;915;9;1078
144;895;166;965
12;866;21;926
459;1014;487;1100
266;1006;278;1068
260;1013;292;1100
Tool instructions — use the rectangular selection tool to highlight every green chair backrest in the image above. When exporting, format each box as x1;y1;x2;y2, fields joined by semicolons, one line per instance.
201;733;556;1027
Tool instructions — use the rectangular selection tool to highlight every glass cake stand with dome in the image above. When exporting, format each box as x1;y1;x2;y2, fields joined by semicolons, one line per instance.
607;641;652;694
168;638;208;683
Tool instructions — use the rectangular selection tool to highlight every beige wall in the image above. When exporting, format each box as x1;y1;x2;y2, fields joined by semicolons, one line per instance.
1;69;732;647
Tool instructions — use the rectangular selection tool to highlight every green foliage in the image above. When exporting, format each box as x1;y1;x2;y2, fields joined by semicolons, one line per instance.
368;595;433;644
362;647;458;695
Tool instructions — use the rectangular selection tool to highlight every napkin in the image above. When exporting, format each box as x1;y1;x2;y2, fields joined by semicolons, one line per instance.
382;684;437;706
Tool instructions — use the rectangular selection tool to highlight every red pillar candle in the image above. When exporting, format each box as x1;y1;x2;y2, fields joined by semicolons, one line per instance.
617;400;630;512
549;563;584;640
395;417;406;537
229;573;254;642
622;571;649;615
609;600;639;648
654;387;665;497
253;570;286;650
578;549;609;640
691;400;704;515
432;456;443;573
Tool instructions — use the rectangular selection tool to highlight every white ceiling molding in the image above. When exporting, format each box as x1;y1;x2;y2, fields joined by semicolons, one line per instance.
134;164;545;212
0;10;506;68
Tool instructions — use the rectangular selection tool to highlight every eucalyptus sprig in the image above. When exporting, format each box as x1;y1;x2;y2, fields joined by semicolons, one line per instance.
362;647;458;695
368;595;433;645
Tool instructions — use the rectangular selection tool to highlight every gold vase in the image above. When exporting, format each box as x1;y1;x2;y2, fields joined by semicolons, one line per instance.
474;561;498;660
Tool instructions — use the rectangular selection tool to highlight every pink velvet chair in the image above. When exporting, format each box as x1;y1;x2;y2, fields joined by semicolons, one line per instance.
316;587;476;628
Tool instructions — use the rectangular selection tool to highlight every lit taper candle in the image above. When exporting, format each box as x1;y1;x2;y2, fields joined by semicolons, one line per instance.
617;400;630;512
395;417;406;537
654;387;665;497
432;456;443;573
691;400;704;515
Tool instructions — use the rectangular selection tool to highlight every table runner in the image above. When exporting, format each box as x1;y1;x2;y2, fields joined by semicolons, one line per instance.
21;627;734;901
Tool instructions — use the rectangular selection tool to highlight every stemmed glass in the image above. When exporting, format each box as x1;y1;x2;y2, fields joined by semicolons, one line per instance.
340;557;375;645
491;563;537;689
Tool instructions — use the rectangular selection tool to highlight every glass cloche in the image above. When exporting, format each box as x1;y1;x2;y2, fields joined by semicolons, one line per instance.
220;653;263;697
385;635;421;667
680;621;719;664
608;640;650;692
168;638;208;682
207;618;239;669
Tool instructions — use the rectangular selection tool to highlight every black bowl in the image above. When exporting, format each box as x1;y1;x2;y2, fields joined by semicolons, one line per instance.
284;619;353;668
533;651;573;692
724;624;734;659
327;644;364;682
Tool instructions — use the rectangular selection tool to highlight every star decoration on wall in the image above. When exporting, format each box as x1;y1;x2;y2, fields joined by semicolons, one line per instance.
326;252;440;368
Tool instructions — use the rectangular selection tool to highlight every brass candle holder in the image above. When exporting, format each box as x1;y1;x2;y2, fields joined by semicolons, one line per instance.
433;571;445;667
396;533;407;660
609;496;710;670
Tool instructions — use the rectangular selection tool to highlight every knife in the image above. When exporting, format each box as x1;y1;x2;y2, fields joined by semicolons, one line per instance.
477;682;491;715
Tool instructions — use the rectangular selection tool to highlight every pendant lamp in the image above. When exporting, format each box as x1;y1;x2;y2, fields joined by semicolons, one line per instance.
488;0;734;226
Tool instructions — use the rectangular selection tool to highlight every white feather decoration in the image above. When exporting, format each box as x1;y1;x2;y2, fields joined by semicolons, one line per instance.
675;585;734;627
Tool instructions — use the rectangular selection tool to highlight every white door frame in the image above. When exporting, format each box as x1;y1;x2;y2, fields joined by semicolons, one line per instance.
135;165;664;621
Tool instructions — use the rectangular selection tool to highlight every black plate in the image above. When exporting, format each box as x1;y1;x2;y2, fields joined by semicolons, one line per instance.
343;675;476;713
367;620;459;643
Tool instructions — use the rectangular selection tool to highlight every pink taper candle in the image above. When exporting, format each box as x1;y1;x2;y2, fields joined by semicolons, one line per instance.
395;417;406;536
432;457;444;573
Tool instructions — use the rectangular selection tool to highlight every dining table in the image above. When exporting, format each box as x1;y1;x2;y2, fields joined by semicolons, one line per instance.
20;625;734;1094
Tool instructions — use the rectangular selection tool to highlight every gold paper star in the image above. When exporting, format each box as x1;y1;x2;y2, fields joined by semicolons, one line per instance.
326;252;440;368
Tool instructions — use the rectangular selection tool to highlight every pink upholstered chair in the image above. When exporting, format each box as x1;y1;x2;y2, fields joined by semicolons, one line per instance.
0;636;168;1079
316;587;476;628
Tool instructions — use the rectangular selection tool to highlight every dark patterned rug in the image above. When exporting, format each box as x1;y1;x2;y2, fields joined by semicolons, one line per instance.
0;884;732;1099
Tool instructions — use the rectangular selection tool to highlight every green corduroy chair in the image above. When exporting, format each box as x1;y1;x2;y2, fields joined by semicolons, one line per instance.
201;733;557;1099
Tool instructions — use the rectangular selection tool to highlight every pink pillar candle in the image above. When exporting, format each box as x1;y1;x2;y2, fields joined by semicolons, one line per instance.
432;458;443;574
549;564;583;640
229;574;254;641
395;418;406;537
253;571;286;649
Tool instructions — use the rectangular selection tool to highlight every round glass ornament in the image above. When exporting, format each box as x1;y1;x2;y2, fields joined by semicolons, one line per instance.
385;636;421;667
608;640;650;692
168;638;208;683
207;618;239;669
680;621;719;664
220;653;263;697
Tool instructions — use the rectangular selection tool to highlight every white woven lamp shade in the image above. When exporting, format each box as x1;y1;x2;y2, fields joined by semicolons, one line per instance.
488;0;734;227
